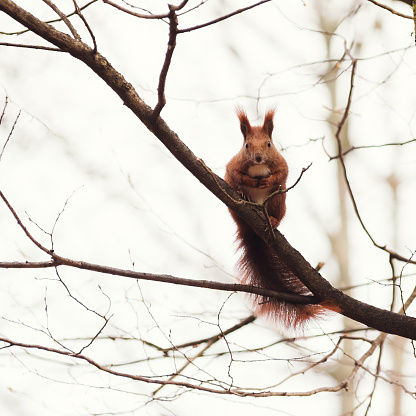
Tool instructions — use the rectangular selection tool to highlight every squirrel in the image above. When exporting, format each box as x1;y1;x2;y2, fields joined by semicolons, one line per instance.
225;107;326;330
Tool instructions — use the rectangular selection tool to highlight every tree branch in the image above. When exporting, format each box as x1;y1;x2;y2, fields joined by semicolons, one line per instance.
0;41;62;51
102;0;170;20
152;3;182;119
1;0;416;340
0;334;359;397
331;52;416;267
72;0;97;52
177;0;271;34
367;0;412;19
42;0;81;40
0;257;319;304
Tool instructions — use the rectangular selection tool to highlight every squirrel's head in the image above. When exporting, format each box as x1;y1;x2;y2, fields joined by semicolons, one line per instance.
236;107;280;169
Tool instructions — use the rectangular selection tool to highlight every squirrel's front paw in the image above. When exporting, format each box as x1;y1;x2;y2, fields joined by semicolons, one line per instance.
257;177;271;188
237;190;252;202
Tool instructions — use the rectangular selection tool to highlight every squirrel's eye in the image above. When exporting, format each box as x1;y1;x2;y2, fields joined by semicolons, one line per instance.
245;143;249;149
267;141;271;147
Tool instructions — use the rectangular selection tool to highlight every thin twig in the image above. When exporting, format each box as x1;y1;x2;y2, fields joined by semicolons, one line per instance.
72;0;97;51
178;0;271;34
363;343;384;416
334;54;378;246
42;0;81;40
0;334;366;397
0;0;98;36
340;282;416;399
0;190;53;256
260;163;312;235
151;300;234;397
238;163;313;234
0;96;8;124
102;0;169;19
270;337;345;389
49;186;83;251
332;54;416;266
77;315;112;355
330;138;416;159
152;3;184;119
0;109;20;162
264;163;313;204
367;0;412;19
0;189;318;304
167;315;256;351
0;42;63;51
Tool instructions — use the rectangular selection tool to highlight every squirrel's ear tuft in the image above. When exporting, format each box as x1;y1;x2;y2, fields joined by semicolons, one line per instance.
263;108;276;138
235;106;251;139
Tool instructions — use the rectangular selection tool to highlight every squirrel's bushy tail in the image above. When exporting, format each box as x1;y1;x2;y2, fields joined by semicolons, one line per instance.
235;223;326;330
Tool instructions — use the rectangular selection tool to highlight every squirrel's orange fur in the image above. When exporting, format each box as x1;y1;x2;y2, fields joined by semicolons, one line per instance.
225;108;326;330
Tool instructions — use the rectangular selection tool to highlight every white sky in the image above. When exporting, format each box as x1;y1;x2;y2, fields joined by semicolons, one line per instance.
0;1;416;415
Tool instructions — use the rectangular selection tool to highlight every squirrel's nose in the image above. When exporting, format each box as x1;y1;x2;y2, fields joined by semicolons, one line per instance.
255;154;263;163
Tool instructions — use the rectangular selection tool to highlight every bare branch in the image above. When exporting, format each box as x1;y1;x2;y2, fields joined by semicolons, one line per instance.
1;0;416;340
0;334;355;396
0;42;62;51
366;0;412;19
331;53;416;266
0;188;316;304
0;190;53;256
0;96;7;124
334;57;378;245
0;0;98;36
169;315;256;351
0;107;20;162
72;0;97;51
152;4;182;119
151;295;237;397
1;190;416;340
331;137;416;158
264;163;313;203
102;0;170;19
0;258;319;305
178;0;271;34
343;332;388;392
42;0;81;40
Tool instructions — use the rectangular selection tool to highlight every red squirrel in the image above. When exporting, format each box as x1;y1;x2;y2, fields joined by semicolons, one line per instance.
225;108;325;330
